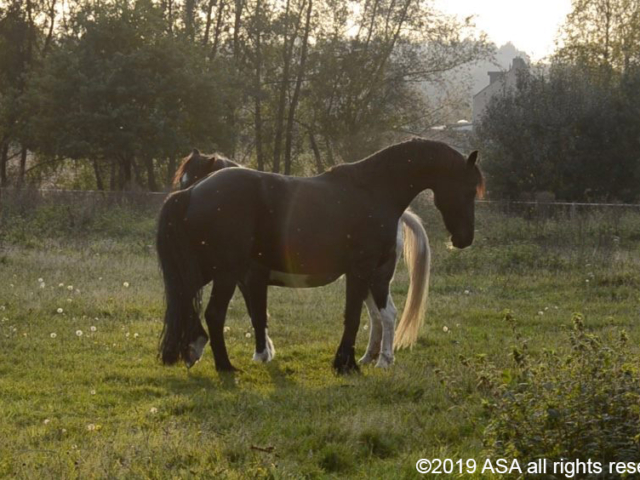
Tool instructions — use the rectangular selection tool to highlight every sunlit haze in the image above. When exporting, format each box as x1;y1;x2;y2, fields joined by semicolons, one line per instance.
435;0;573;61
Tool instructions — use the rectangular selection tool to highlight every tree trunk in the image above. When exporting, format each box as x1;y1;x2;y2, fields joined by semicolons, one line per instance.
0;143;8;187
42;0;57;56
119;156;132;190
131;157;143;189
167;155;176;187
284;0;313;175
109;160;116;191
272;0;294;173
203;0;215;45
253;0;265;171
185;0;196;39
145;157;158;191
323;135;336;166
92;159;104;191
233;0;244;60
309;131;324;174
17;147;27;188
211;1;226;59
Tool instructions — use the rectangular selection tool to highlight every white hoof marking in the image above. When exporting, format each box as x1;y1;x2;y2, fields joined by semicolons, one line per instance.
375;353;394;368
187;335;209;368
252;335;276;363
359;352;379;365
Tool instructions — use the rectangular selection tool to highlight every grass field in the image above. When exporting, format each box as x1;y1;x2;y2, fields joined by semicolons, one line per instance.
1;192;640;478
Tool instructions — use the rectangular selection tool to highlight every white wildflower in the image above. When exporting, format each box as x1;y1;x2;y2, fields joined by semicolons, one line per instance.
50;332;57;338
56;308;64;314
76;330;83;337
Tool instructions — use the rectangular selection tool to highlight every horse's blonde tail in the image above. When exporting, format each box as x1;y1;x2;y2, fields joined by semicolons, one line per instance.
394;210;431;350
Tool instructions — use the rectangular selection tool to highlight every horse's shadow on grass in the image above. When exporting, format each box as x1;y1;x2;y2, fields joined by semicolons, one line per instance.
160;358;298;397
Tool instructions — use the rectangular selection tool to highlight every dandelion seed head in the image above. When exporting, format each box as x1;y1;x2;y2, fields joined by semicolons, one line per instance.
58;283;64;287
86;424;96;431
50;332;57;338
90;389;96;395
56;308;64;314
223;326;231;333
90;326;97;332
38;278;44;283
149;407;158;414
123;282;130;288
443;326;449;333
67;285;73;291
538;311;544;316
76;330;83;337
464;290;470;295
134;333;139;338
40;282;46;288
245;332;252;338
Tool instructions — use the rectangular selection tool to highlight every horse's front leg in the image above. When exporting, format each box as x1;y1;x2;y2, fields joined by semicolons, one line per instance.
333;273;369;374
205;277;238;372
240;273;275;363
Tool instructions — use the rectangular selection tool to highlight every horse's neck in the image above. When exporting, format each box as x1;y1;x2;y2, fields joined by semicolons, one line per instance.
345;143;446;211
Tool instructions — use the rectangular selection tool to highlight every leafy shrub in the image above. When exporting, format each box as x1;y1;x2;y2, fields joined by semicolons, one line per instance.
470;312;640;466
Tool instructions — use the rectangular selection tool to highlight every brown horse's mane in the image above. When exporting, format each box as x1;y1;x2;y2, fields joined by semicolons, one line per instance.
172;151;226;189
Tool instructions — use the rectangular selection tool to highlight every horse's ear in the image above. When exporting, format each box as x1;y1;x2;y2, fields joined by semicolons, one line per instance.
191;148;201;157
467;151;478;167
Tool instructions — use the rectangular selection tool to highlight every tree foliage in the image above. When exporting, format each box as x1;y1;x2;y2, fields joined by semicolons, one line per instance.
0;0;491;189
475;0;640;202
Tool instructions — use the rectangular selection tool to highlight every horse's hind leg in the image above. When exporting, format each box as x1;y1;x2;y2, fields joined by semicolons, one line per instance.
186;321;209;369
205;278;238;372
375;294;397;368
359;294;383;365
333;274;369;374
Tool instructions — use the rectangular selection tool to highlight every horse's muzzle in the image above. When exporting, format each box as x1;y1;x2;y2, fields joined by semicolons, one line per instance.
451;235;473;249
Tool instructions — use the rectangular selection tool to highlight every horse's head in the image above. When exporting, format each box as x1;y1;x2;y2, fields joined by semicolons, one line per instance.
432;151;484;249
173;149;240;189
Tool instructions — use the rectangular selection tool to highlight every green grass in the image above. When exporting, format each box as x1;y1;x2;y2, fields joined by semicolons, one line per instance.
1;195;640;478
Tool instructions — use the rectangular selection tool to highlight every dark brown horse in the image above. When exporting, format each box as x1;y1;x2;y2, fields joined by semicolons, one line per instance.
171;149;432;369
157;138;483;373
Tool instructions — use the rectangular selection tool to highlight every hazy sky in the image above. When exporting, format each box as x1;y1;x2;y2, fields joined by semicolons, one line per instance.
434;0;573;61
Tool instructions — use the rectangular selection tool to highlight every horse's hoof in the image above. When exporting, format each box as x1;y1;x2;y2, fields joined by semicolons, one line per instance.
375;354;394;368
333;346;360;375
252;350;270;362
334;362;361;375
216;364;240;373
359;352;379;365
252;335;276;362
185;335;209;369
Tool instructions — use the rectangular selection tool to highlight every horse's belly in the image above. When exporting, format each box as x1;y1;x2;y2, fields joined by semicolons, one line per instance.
268;271;341;288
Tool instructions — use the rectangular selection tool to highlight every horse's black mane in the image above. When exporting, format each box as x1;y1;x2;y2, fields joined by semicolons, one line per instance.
327;138;483;194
